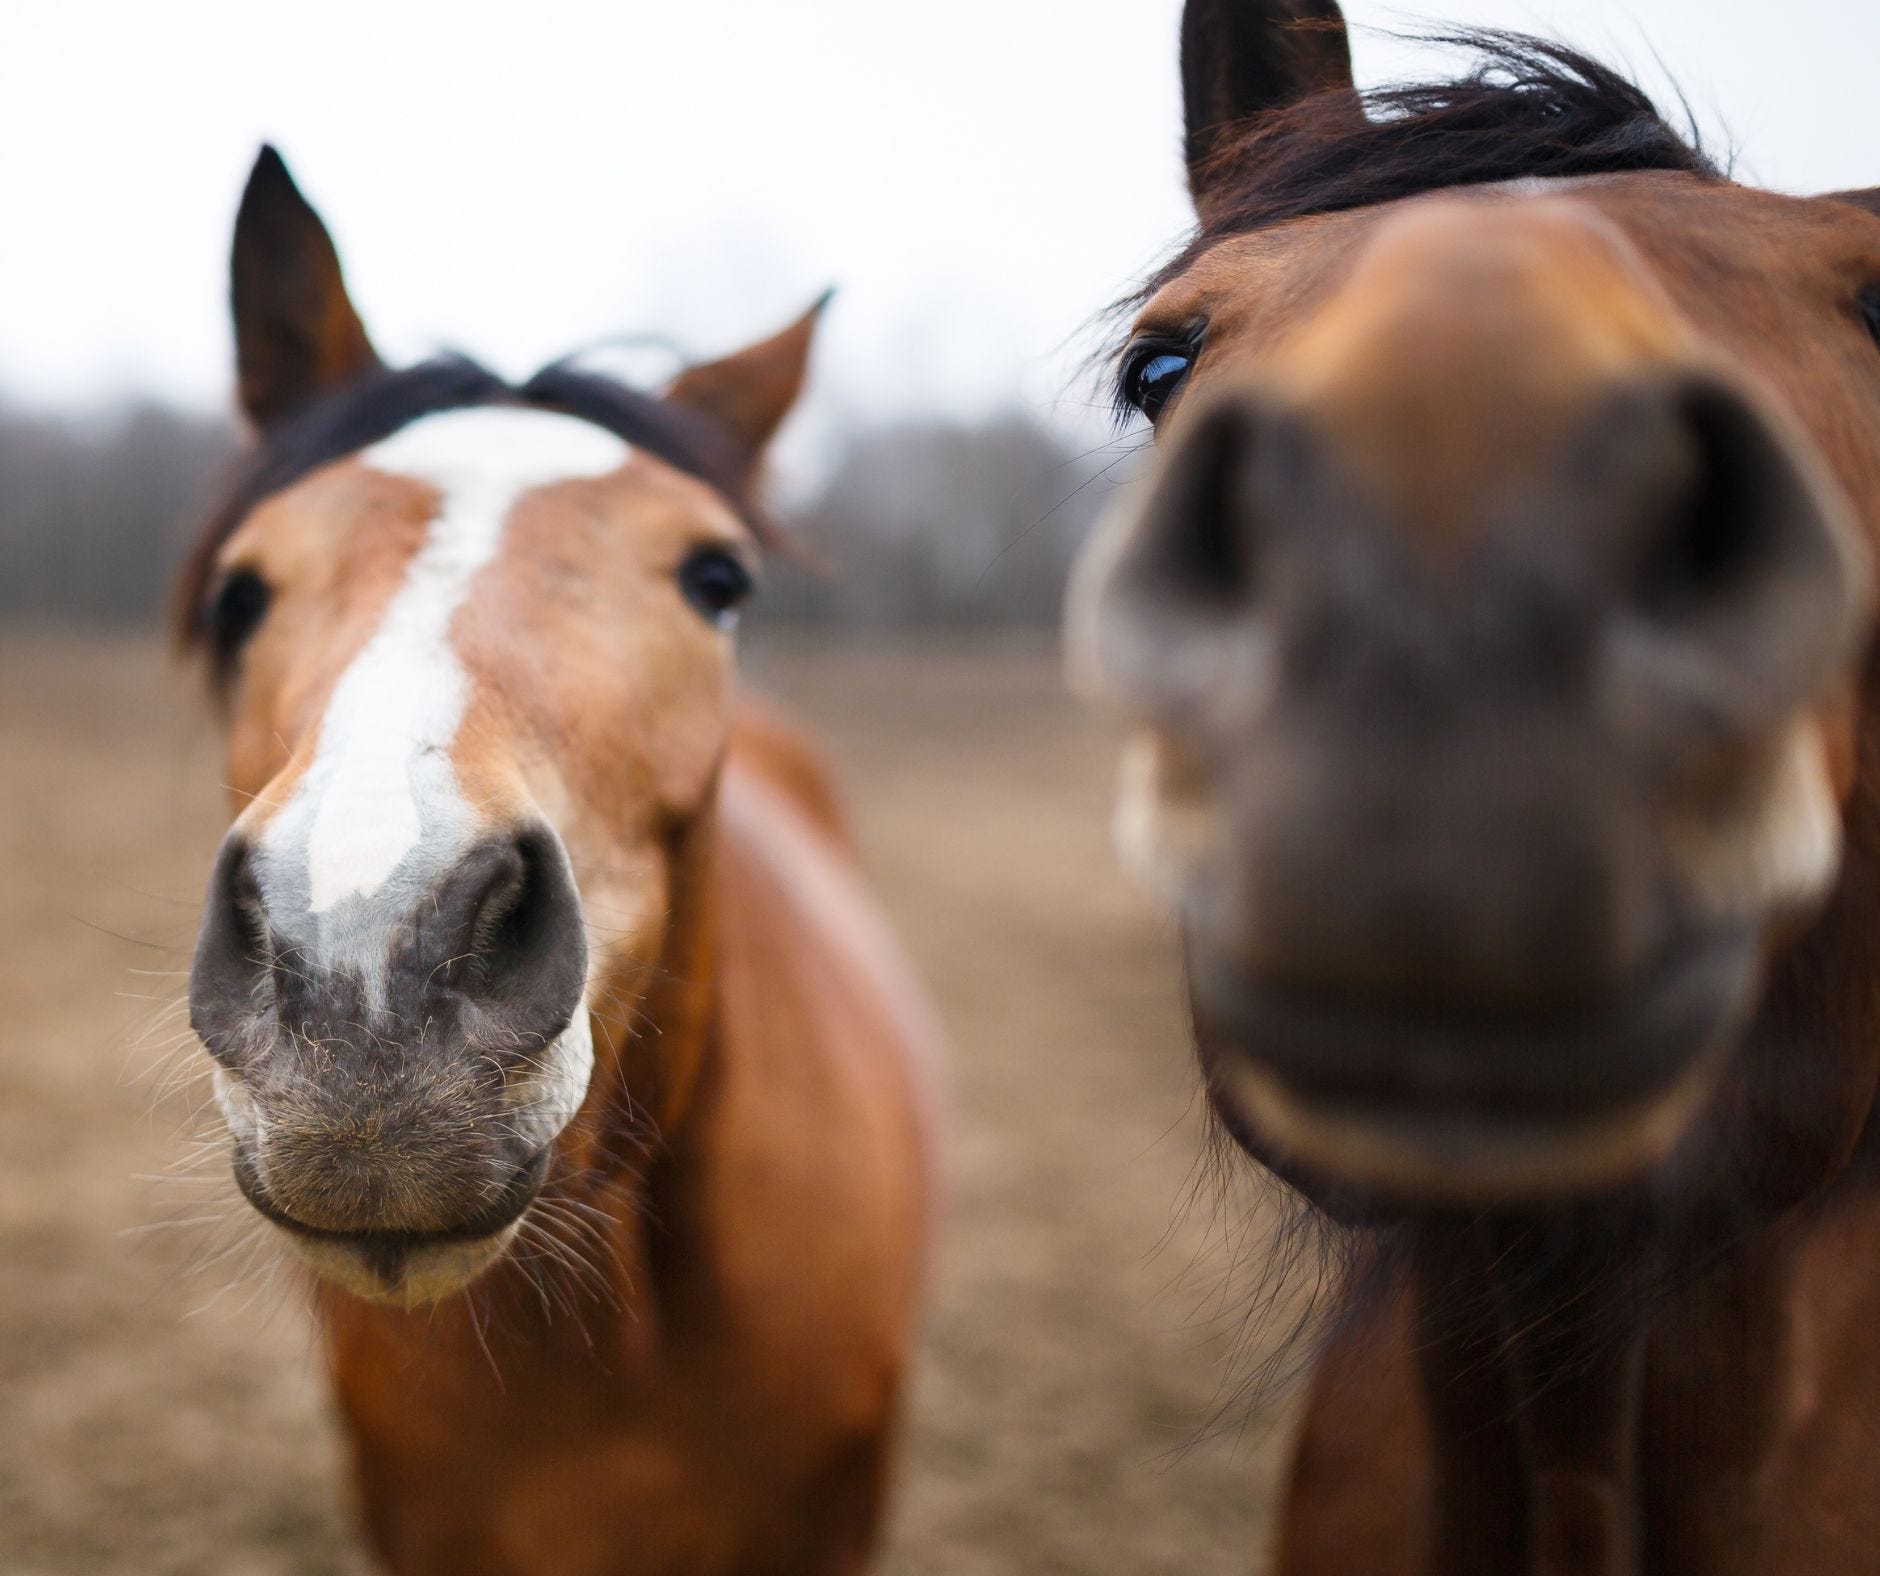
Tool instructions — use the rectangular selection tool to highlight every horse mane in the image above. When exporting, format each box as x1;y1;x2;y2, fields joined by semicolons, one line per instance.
175;354;762;653
1135;30;1720;312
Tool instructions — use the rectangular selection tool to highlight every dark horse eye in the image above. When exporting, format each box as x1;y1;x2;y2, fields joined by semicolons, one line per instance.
206;568;272;677
1860;286;1880;349
676;546;755;630
1121;340;1197;421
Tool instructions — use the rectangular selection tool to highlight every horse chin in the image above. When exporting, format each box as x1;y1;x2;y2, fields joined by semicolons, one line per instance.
1190;933;1759;1206
1204;1051;1724;1205
283;1223;522;1309
227;1138;548;1308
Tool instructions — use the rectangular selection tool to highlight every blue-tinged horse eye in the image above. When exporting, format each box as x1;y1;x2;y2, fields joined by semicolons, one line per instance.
1859;286;1880;350
1123;345;1195;421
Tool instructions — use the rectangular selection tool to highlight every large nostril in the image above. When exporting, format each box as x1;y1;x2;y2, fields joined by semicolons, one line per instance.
188;836;275;1071
1608;374;1867;726
1082;394;1301;717
1118;395;1264;617
428;828;589;1045
1632;381;1802;617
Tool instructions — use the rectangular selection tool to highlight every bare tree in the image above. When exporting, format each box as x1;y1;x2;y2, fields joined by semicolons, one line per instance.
765;408;1138;627
0;393;1133;629
0;399;234;625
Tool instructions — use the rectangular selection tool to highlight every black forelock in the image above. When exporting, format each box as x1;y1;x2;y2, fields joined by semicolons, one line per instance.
176;354;753;651
1134;30;1720;309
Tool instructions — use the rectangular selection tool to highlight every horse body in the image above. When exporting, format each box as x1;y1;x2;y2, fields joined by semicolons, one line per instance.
1073;6;1880;1571
180;150;937;1574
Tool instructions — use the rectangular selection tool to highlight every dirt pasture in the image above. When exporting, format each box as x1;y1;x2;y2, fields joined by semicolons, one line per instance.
0;631;1298;1574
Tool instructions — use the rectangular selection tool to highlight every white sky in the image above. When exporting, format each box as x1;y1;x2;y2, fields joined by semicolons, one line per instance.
4;0;1877;449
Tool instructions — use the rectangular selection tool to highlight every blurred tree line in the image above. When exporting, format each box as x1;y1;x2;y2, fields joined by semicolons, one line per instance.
0;401;237;624
0;397;1134;629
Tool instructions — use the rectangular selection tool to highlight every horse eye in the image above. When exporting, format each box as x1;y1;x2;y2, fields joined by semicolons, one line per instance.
206;568;272;677
676;546;755;630
1860;286;1880;349
1122;342;1196;421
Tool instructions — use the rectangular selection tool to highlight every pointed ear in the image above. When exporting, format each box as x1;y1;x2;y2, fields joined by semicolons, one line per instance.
1826;187;1880;221
662;292;829;488
230;146;381;431
1181;0;1357;215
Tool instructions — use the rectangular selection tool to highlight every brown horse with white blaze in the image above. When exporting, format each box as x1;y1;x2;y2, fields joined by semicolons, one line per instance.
1072;4;1880;1572
179;148;940;1575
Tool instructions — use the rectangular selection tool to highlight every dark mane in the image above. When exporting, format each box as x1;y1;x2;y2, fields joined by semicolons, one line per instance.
175;354;755;650
1137;31;1719;306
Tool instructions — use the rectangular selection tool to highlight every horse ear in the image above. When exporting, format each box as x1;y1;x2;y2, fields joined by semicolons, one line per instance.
1181;0;1357;214
1826;187;1880;221
662;291;830;487
230;146;381;431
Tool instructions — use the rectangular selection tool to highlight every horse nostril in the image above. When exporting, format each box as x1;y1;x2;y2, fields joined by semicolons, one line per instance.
188;836;275;1070
429;836;529;990
1611;374;1867;725
1631;381;1795;617
1120;395;1265;617
1079;393;1304;717
429;828;589;1043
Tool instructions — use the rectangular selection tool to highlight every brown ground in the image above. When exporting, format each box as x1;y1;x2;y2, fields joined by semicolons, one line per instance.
0;631;1299;1576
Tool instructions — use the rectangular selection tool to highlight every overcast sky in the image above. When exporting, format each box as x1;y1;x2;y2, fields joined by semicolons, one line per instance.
5;0;1878;446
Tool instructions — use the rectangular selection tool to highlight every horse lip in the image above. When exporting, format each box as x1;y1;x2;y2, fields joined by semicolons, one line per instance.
229;1141;551;1249
1190;926;1760;1125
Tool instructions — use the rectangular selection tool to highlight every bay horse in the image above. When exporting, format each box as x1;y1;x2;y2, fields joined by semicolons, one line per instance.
178;148;940;1575
1069;4;1880;1572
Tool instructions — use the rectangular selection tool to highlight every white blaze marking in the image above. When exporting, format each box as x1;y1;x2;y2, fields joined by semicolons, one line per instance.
263;407;629;915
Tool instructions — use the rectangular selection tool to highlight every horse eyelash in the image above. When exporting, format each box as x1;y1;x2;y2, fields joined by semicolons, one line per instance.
1109;365;1141;428
1111;339;1173;427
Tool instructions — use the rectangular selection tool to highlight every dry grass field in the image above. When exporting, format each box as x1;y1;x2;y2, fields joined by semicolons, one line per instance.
0;630;1300;1575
